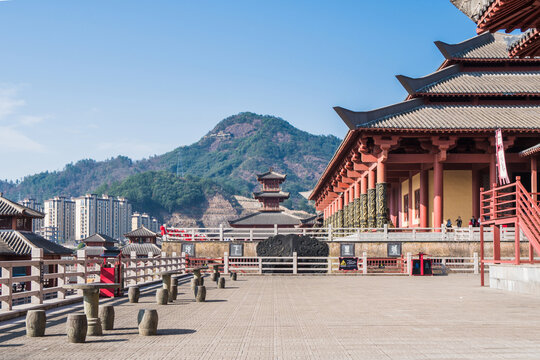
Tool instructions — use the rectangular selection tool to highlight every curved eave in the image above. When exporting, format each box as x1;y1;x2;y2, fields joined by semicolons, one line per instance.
308;130;357;201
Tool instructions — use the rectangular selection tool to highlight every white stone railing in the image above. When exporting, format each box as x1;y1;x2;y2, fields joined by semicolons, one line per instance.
216;252;481;275
0;249;186;313
163;225;525;242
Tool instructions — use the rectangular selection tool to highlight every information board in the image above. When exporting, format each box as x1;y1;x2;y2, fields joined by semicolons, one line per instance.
339;257;358;271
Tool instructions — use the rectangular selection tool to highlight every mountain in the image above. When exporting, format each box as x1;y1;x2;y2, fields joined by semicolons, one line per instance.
0;112;341;222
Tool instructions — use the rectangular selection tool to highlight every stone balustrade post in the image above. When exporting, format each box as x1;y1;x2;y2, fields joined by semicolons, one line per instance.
274;224;278;236
130;251;137;285
224;252;229;274
57;261;66;299
181;252;186;273
76;250;87;295
473;252;479;274
249;229;253;242
293;252;298;274
469;225;474;241
328;224;333;242
219;224;224;241
258;257;262;274
172;252;178;271
327;256;332;274
383;224;388;241
407;252;412;276
362;252;367;274
1;263;13;310
31;248;44;304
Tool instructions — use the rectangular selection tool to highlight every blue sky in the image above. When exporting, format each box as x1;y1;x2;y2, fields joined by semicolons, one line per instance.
0;0;476;180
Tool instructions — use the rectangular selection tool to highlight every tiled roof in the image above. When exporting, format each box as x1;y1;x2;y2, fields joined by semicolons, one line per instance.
253;191;290;199
229;211;303;226
450;0;495;22
397;65;540;95
509;28;540;58
82;233;117;244
124;226;160;238
334;100;540;131
0;230;73;256
520;143;540;157
121;243;161;257
256;170;286;180
84;245;120;257
435;32;524;60
0;195;44;218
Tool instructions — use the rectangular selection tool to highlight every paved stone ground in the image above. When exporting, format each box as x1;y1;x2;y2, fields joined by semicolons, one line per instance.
0;274;539;359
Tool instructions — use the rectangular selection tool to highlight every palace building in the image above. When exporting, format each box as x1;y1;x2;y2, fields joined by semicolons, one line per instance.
309;31;540;230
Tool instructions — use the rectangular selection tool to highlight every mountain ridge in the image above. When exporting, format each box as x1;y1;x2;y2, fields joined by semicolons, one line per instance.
0;112;341;221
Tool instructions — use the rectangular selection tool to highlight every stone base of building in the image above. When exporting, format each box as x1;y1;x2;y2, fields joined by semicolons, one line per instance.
489;264;540;296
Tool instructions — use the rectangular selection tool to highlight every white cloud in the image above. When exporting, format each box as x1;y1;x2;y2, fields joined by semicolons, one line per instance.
0;87;25;120
19;115;49;126
0;126;45;152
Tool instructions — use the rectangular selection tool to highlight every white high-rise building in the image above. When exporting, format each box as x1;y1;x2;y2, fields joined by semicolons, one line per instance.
74;194;132;240
43;196;76;243
132;212;160;233
19;198;44;233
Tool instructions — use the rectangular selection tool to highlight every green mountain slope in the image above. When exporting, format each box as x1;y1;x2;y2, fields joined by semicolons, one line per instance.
0;112;341;215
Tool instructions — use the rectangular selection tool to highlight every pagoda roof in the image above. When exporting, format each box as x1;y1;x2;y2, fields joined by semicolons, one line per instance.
334;102;540;131
256;170;287;181
509;28;540;58
82;233;117;244
253;191;290;199
124;226;160;238
435;32;528;60
0;230;73;256
0;195;44;219
121;243;161;257
450;0;496;22
520;143;540;157
228;211;303;226
397;65;540;96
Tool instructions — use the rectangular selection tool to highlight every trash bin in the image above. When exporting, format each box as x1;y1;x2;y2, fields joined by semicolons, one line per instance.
411;252;432;276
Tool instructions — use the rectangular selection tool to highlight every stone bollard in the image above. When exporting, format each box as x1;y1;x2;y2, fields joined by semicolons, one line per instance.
99;305;115;330
196;285;206;302
231;272;237;281
26;310;46;337
210;272;217;282
67;313;87;343
170;285;178;302
138;309;158;336
156;289;169;305
191;278;199;289
128;286;140;303
218;277;225;289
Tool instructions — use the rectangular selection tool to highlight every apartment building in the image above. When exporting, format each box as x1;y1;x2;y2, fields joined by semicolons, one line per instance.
74;194;132;240
131;212;160;233
43;196;76;243
19;198;44;233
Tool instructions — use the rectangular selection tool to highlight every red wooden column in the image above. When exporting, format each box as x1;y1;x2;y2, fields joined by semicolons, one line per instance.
338;194;344;228
420;170;428;228
408;172;413;227
367;169;376;228
532;156;538;201
343;188;349;228
434;157;443;230
489;153;496;189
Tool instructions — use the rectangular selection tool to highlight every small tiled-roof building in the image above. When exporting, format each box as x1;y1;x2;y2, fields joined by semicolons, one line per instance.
0;193;72;260
81;233;120;258
121;226;161;258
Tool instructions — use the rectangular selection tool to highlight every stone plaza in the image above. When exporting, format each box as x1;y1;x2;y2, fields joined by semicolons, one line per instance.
1;274;539;359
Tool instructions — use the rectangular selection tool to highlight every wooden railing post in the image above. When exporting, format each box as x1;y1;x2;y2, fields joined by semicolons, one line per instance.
362;252;368;274
258;257;262;274
1;263;13;310
130;251;137;285
181;252;186;274
57;260;66;299
76;249;87;285
31;248;44;304
327;257;332;274
293;252;298;274
328;225;333;242
473;252;479;274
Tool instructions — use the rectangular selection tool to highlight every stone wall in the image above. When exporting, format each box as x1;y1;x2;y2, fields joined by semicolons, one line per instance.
162;240;529;258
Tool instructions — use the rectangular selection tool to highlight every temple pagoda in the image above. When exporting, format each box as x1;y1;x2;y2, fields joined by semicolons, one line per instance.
309;29;540;230
229;170;304;228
